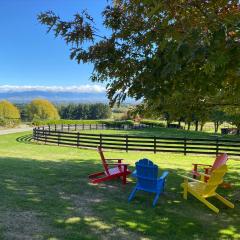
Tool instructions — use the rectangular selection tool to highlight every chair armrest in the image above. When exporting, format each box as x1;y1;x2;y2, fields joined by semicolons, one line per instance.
178;174;205;183
105;158;124;161
159;171;169;180
192;163;212;167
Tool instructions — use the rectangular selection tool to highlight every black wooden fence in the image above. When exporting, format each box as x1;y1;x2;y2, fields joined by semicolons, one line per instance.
33;125;240;156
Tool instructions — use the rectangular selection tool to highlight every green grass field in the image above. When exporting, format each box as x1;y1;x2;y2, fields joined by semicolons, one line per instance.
82;126;240;140
0;131;239;240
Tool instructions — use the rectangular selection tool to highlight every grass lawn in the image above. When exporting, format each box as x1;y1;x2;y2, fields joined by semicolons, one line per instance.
81;127;240;140
0;131;239;240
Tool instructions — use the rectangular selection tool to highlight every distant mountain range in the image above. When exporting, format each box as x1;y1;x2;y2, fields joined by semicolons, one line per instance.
0;90;109;103
0;90;137;104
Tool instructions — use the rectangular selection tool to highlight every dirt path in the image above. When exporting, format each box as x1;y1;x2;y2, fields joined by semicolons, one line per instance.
0;125;33;135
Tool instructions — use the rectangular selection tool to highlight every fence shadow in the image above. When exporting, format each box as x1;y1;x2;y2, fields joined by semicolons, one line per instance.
16;134;33;144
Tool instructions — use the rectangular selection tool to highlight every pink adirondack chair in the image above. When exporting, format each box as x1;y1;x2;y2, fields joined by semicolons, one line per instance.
192;153;228;182
89;146;131;184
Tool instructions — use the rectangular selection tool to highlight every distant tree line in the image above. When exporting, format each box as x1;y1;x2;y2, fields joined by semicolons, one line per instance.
58;103;111;120
131;102;240;133
0;99;111;127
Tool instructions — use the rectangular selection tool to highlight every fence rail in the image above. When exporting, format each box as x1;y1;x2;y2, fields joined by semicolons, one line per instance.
32;125;240;156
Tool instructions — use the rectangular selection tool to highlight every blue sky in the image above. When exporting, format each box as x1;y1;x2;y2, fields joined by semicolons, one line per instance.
0;0;108;92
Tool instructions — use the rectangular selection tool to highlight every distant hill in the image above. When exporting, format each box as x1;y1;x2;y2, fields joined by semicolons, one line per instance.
0;90;108;103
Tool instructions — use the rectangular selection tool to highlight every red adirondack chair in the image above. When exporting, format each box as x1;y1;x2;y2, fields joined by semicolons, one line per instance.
89;146;131;184
192;153;228;182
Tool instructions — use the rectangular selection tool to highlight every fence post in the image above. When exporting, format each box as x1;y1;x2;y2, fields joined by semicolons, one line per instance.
75;124;77;131
90;124;92;130
77;132;80;147
44;128;47;144
61;124;63;131
33;128;36;141
55;124;56;131
68;124;70;132
184;137;187;156
126;135;128;152
216;137;219;156
83;124;85;130
154;136;156;154
58;132;60;146
100;134;102;148
96;124;98;130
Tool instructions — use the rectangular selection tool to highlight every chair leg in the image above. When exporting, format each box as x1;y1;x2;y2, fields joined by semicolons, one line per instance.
153;193;161;207
122;166;127;184
183;182;188;200
128;187;137;202
215;193;234;209
189;190;219;213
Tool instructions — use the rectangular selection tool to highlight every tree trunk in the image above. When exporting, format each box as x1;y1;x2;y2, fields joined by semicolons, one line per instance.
187;122;191;130
200;122;204;131
214;121;219;133
178;120;181;127
167;120;171;128
195;120;199;131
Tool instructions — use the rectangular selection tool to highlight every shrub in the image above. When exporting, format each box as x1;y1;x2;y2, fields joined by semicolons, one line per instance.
28;99;60;121
140;119;165;127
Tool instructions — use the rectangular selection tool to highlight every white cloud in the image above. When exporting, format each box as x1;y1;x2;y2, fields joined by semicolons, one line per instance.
0;85;106;93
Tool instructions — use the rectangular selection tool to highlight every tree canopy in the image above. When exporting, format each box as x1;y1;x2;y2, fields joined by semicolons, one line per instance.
0;100;21;126
59;103;111;120
38;0;240;110
0;100;20;119
27;99;60;121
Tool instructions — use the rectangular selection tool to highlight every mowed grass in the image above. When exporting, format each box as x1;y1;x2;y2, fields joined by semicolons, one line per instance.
0;131;239;240
82;127;240;140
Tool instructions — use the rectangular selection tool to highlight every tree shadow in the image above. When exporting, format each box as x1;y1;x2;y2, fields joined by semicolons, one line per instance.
0;156;239;239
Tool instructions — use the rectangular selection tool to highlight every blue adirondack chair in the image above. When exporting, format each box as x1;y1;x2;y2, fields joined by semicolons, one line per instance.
128;159;169;207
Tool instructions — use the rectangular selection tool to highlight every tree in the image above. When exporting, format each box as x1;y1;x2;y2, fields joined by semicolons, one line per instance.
38;1;240;110
224;107;240;133
209;109;226;133
0;100;20;126
27;99;60;121
58;103;111;120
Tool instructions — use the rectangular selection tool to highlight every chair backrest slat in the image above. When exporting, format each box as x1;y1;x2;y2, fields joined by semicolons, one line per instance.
97;146;110;175
203;164;227;196
136;159;158;190
211;153;228;171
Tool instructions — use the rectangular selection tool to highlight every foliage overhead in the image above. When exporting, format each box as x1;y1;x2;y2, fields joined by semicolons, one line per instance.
38;0;240;108
27;99;60;121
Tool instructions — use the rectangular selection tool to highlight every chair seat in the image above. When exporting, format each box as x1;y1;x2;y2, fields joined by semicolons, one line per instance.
105;166;129;176
181;181;217;197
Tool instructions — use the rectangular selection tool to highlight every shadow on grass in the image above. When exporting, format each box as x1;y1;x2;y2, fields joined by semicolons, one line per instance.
16;134;33;144
0;156;239;240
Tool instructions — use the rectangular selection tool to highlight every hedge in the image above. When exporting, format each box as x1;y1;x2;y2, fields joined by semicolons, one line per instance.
32;119;134;126
140;119;165;127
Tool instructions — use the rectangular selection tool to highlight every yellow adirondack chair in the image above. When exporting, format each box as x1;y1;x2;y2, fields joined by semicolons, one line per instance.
181;165;234;213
